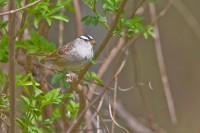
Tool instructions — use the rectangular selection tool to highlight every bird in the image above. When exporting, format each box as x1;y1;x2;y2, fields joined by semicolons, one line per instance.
34;35;95;72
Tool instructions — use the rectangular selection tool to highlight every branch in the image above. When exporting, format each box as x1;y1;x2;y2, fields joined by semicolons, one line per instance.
0;0;42;16
111;101;155;133
8;0;16;132
73;0;83;36
149;3;177;124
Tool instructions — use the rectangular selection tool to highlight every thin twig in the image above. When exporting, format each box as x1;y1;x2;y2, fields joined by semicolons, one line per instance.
0;0;42;16
73;85;86;133
109;104;129;133
149;3;177;124
111;77;118;133
110;101;154;133
58;9;64;47
8;0;16;132
84;98;111;133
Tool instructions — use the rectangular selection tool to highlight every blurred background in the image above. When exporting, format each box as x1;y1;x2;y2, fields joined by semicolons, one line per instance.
50;0;200;133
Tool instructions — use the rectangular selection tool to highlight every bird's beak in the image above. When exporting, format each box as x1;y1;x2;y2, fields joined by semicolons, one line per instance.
89;40;96;45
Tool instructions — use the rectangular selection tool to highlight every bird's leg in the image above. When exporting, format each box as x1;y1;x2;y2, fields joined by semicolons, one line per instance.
66;71;78;82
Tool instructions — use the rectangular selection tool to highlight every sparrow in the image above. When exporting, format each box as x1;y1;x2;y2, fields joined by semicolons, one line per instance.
35;35;95;72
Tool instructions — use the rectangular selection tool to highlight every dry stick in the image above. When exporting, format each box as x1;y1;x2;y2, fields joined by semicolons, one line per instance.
58;9;64;47
84;102;110;133
109;104;129;133
65;1;128;132
149;3;177;124
111;78;118;133
73;0;83;37
8;0;16;132
0;0;42;16
73;85;86;133
110;101;154;133
171;0;200;41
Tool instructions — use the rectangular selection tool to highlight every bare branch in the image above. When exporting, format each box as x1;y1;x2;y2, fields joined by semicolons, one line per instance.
73;0;83;36
112;101;155;133
0;0;42;16
109;104;129;133
8;0;16;132
149;3;177;124
59;10;64;47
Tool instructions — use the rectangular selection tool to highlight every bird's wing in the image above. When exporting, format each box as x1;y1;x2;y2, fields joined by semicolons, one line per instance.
55;42;75;57
28;42;75;60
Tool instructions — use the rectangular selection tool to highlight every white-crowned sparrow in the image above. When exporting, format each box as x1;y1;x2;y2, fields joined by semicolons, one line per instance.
36;35;95;71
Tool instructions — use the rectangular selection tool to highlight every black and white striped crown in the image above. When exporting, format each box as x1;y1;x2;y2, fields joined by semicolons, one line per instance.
79;35;94;41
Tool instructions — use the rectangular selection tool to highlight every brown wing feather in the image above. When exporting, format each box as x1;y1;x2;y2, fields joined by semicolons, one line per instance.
46;42;74;59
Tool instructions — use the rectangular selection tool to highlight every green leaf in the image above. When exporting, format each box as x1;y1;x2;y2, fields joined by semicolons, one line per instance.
16;117;25;127
0;35;8;63
34;88;43;98
0;0;7;7
84;71;104;86
102;0;121;12
51;73;65;84
16;30;56;54
82;0;95;8
98;16;107;23
82;15;106;26
21;95;30;105
59;93;75;100
51;15;69;23
42;88;61;106
48;5;64;15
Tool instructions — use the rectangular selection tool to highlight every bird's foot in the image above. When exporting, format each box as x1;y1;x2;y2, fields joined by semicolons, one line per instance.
66;72;78;82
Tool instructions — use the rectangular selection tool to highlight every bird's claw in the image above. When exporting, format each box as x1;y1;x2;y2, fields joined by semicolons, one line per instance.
66;72;78;82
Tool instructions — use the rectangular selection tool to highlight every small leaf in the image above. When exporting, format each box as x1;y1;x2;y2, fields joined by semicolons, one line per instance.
59;93;75;100
42;88;61;106
51;15;69;23
51;73;65;84
98;16;107;23
21;95;30;105
34;88;43;97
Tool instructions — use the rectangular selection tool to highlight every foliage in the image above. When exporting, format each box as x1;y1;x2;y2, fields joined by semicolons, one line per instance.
81;0;155;39
16;30;56;54
15;73;76;133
